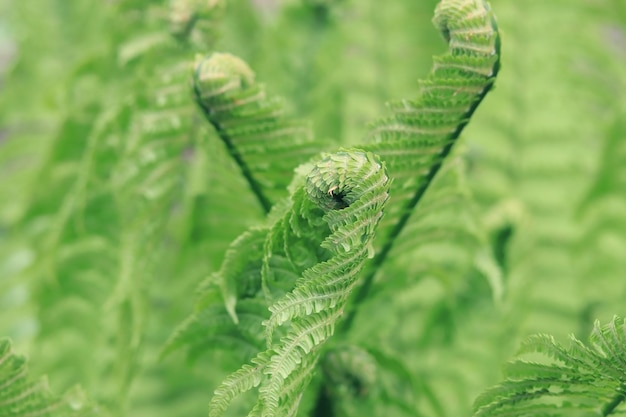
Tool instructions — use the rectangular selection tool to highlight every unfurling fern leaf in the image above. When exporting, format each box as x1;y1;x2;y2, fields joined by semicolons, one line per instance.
193;53;323;212
473;316;626;416
363;0;500;253
168;0;501;415
0;339;97;417
340;0;500;329
207;150;390;417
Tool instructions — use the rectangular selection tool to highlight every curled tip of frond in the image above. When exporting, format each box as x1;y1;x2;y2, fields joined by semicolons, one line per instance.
191;52;319;209
193;52;256;95
170;0;225;38
433;0;499;66
305;150;389;211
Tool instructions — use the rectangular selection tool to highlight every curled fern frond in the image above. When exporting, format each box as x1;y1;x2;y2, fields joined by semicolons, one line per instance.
340;0;501;331
473;316;626;416
193;53;322;212
363;0;500;254
207;150;390;417
264;151;389;342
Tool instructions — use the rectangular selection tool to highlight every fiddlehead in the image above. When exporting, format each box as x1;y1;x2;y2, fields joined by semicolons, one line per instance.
193;53;322;212
168;1;500;415
169;0;225;41
204;150;390;417
342;0;501;328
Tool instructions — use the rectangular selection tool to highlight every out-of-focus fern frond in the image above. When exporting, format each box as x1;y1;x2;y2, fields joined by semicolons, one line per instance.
473;316;626;416
0;338;98;417
2;0;228;414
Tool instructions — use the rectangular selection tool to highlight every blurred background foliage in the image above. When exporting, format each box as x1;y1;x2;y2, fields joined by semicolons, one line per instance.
0;0;625;416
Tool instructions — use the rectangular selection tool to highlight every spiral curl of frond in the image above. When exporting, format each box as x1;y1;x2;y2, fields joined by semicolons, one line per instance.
208;150;390;417
169;0;225;39
193;53;321;212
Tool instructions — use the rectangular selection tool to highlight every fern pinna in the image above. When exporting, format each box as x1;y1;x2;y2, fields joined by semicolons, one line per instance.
164;0;501;416
0;339;96;417
474;316;626;416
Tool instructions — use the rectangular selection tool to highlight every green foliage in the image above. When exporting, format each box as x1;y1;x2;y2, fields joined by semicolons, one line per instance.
192;52;321;210
474;316;626;416
1;0;625;416
0;339;96;417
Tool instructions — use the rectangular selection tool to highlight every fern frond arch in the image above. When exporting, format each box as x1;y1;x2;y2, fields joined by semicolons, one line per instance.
193;53;323;212
340;0;501;327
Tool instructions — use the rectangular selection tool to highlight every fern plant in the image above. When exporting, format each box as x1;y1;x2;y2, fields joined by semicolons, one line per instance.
474;316;626;416
164;1;501;416
2;0;626;416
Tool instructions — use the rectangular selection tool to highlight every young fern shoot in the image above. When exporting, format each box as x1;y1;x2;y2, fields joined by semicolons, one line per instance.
193;53;323;212
208;150;390;417
333;0;502;329
169;0;501;416
361;0;501;271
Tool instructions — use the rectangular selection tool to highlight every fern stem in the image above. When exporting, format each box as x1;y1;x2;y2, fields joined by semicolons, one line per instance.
602;390;626;416
205;122;274;214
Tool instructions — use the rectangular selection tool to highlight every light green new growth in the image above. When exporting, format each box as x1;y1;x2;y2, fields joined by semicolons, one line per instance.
193;53;322;212
172;1;502;416
169;0;225;40
207;150;390;417
363;0;500;255
474;316;626;416
0;339;95;417
319;0;502;327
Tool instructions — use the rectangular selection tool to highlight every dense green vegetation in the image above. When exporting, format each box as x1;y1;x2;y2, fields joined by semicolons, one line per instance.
0;0;625;416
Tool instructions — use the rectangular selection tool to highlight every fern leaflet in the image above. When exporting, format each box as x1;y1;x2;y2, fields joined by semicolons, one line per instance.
474;316;626;416
0;339;97;417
